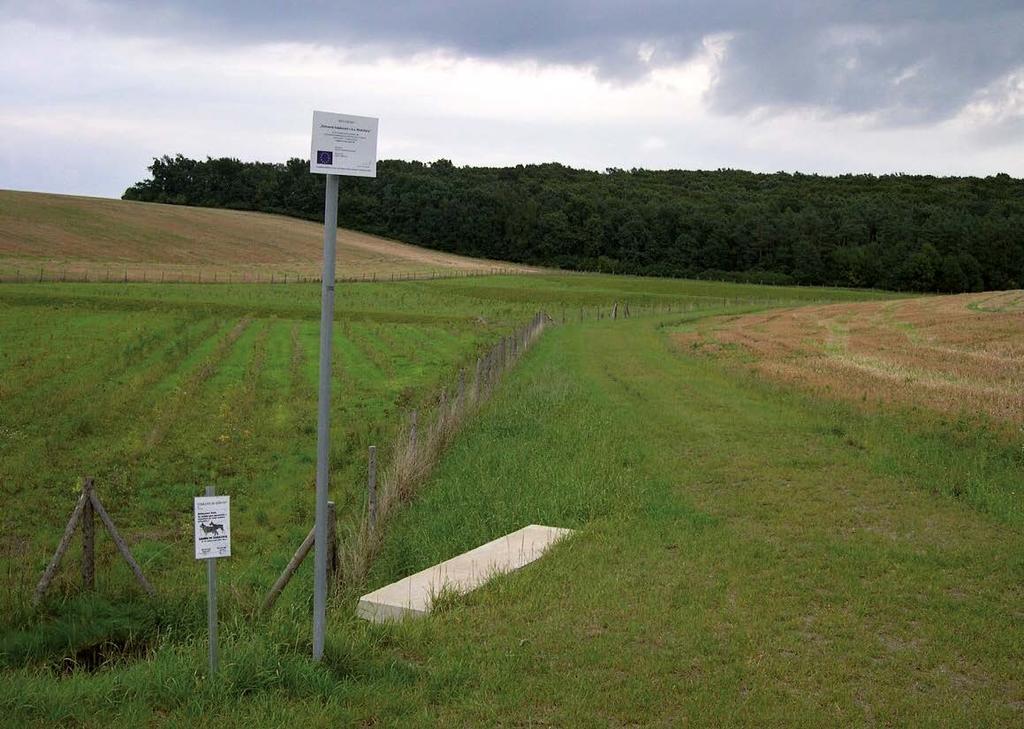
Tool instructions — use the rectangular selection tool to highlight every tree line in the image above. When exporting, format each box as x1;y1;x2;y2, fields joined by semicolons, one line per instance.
123;154;1024;292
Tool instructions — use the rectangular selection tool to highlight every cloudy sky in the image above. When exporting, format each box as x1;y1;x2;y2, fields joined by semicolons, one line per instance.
2;1;1022;198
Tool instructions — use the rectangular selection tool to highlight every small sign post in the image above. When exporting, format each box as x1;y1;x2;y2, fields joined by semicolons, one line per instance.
309;111;378;662
194;487;230;676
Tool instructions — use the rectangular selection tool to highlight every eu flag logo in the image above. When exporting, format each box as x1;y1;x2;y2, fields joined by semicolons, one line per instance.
316;150;333;165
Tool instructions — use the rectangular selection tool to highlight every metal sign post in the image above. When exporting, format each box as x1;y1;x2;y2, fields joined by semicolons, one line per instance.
206;500;218;676
312;173;338;662
194;486;231;676
309;111;378;661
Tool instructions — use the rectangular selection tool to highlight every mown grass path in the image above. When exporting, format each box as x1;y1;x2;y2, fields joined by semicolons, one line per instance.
356;315;1023;726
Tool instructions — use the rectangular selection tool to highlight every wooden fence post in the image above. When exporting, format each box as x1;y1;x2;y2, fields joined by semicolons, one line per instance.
89;490;155;597
410;410;418;452
327;501;338;578
82;477;95;591
262;527;315;612
368;446;378;534
33;490;89;605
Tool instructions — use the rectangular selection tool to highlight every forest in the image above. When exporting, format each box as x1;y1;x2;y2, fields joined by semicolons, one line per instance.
123;155;1024;292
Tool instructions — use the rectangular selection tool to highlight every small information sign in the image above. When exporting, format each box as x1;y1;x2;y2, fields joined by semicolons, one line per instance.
194;495;231;559
310;111;378;177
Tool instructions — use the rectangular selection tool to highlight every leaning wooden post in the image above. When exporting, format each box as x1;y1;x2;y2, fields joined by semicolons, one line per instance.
33;490;89;605
410;410;418;453
368;446;378;535
262;526;315;612
90;490;155;597
81;477;95;591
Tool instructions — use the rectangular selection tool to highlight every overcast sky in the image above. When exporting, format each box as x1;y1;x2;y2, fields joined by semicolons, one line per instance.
2;0;1022;198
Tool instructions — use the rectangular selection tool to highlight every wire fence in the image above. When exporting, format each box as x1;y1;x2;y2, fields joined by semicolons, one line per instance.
336;310;552;587
0;265;536;285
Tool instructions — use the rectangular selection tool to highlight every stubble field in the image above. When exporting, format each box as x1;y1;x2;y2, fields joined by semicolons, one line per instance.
676;290;1024;431
0;190;538;282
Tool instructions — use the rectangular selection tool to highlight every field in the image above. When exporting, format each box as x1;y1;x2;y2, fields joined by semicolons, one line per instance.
0;190;537;282
0;200;1020;725
676;290;1024;430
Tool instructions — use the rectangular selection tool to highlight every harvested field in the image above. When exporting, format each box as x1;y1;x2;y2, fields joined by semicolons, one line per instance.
676;290;1024;430
0;190;538;281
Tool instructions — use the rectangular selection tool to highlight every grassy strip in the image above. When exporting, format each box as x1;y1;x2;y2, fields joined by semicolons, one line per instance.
351;315;1023;725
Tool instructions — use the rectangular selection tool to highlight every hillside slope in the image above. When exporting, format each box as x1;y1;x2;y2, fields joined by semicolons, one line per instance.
125;155;1024;292
0;190;535;281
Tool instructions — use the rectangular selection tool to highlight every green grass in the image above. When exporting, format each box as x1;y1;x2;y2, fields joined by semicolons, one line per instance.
2;275;839;621
337;316;1022;725
6;274;1014;726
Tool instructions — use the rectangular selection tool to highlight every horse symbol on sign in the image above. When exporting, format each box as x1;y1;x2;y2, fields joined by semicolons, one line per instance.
199;522;224;536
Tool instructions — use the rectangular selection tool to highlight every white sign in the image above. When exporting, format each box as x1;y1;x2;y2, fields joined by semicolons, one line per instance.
194;496;231;559
310;111;378;177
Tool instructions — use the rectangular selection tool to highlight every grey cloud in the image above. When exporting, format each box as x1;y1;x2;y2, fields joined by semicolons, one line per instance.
6;0;1024;123
709;12;1024;123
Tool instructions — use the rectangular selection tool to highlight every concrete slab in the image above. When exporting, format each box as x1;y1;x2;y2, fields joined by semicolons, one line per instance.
357;524;573;622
